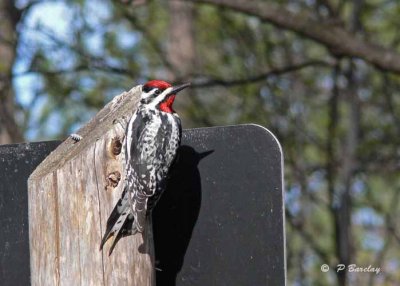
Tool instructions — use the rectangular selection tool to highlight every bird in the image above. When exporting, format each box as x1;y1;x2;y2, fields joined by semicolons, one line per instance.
100;80;190;255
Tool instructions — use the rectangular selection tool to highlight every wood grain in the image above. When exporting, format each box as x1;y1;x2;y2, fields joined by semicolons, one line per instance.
28;86;155;285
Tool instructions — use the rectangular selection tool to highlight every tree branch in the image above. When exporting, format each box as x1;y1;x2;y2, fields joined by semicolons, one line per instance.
187;0;400;74
286;209;333;265
32;26;132;76
191;60;332;88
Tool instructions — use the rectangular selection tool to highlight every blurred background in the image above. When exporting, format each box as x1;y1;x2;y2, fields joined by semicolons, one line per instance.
1;0;399;285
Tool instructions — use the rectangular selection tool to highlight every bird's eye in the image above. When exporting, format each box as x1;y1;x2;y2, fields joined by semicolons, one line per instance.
154;89;161;95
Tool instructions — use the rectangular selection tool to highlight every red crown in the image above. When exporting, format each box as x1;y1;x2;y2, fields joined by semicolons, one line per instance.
144;80;172;90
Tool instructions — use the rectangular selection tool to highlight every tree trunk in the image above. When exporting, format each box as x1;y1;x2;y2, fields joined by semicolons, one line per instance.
0;0;23;144
167;0;196;80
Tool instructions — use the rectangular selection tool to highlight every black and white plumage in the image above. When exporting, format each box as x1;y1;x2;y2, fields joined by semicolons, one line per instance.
100;80;190;255
70;133;82;142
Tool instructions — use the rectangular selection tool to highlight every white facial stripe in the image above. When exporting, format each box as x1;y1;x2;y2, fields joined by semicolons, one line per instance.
141;88;157;100
147;87;173;109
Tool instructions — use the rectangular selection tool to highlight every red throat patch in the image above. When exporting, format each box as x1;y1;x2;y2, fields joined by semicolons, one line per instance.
159;95;176;113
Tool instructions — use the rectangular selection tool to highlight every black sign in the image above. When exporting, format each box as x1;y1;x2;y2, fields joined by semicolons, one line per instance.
0;125;285;286
0;141;61;286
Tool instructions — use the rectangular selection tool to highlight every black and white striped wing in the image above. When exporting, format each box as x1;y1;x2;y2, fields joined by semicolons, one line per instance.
100;110;181;254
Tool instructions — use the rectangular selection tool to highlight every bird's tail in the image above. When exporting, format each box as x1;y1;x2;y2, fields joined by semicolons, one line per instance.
99;188;137;255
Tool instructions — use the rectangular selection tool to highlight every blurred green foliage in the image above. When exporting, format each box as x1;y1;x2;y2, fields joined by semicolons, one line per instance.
9;0;400;285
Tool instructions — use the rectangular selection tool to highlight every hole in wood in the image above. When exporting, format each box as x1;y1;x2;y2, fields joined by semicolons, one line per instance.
106;171;121;189
111;137;122;156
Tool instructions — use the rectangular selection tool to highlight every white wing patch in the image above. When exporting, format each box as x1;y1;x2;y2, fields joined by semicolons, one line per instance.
126;111;137;163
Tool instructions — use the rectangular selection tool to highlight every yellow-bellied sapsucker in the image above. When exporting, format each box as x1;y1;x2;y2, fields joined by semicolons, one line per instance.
100;80;190;255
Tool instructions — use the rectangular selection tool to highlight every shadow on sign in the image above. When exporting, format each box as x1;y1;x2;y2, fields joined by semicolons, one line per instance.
153;145;213;286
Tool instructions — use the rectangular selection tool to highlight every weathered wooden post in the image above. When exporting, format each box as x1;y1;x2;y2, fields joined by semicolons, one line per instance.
2;87;285;285
27;86;156;285
2;124;286;285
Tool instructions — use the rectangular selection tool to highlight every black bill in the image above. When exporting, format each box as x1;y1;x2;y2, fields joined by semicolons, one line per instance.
169;82;191;95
